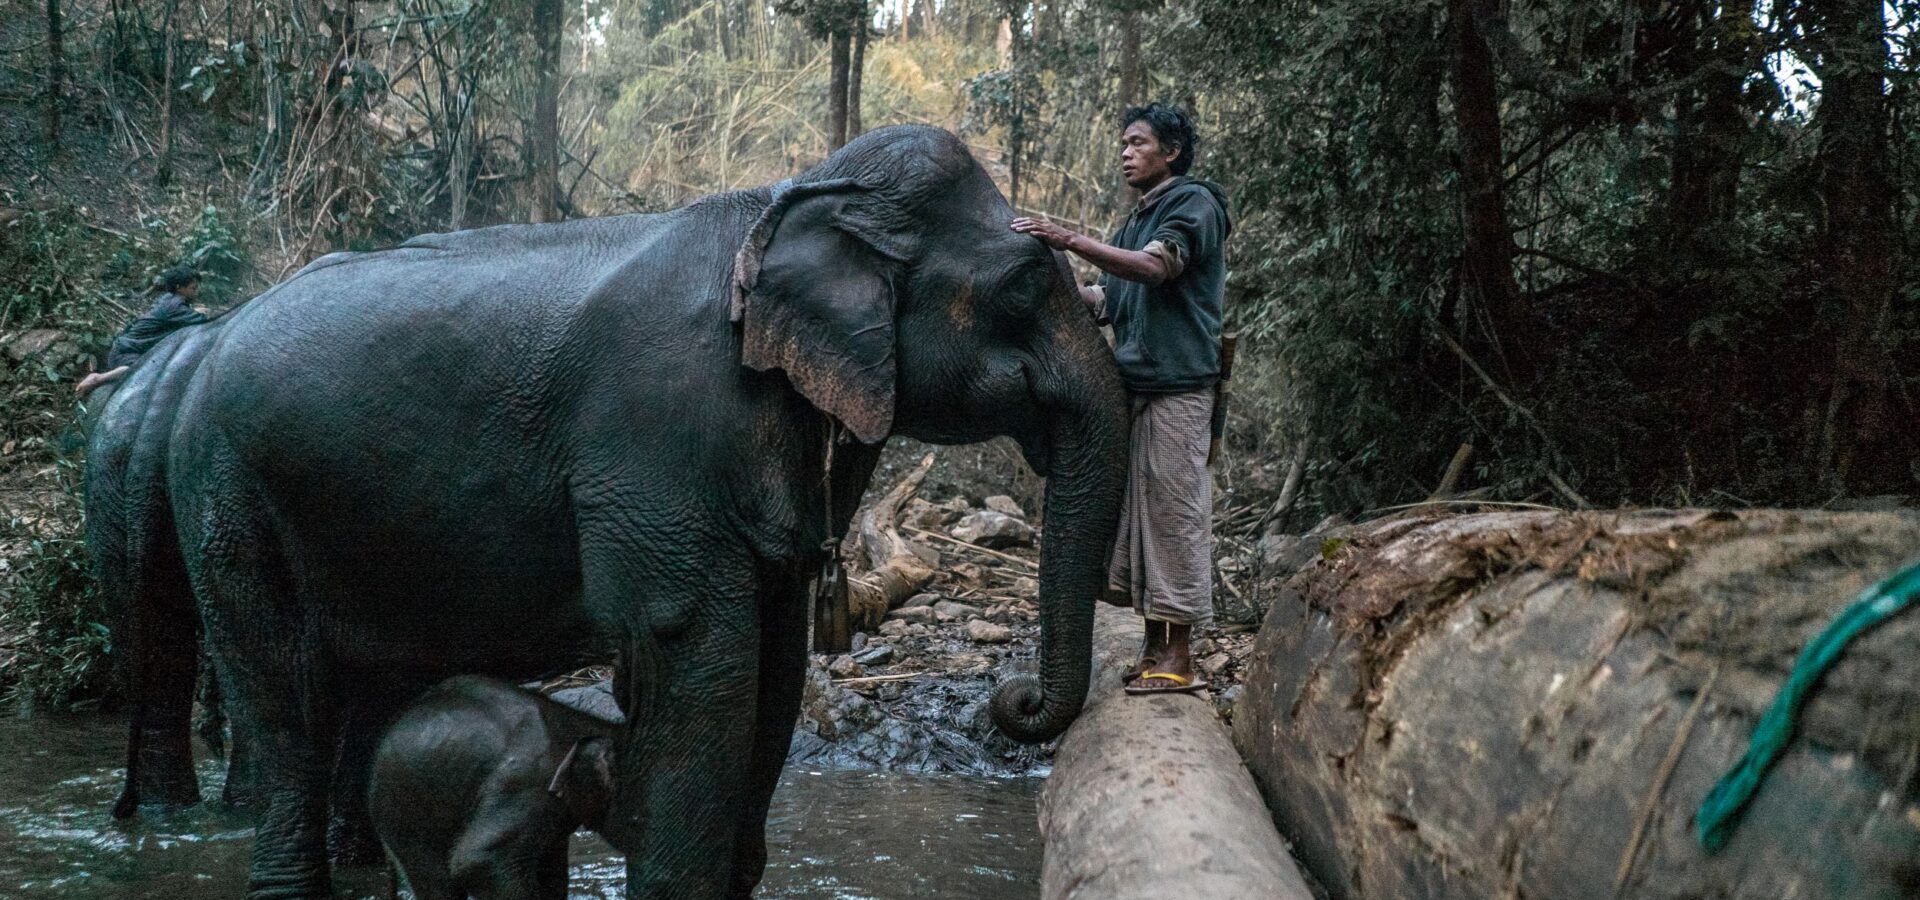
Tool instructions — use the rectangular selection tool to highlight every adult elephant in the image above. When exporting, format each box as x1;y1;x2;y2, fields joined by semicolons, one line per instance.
160;125;1126;898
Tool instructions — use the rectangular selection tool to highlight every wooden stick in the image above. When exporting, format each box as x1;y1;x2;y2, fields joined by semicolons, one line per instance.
903;525;1039;570
832;672;922;686
1365;499;1564;515
1428;442;1475;501
1613;665;1718;895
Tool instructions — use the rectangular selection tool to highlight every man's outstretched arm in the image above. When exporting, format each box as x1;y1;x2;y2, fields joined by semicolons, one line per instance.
1010;217;1173;285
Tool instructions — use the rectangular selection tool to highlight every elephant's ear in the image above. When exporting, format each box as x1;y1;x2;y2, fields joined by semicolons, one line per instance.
732;179;910;444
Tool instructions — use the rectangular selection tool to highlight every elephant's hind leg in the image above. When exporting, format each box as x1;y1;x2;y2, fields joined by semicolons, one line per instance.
187;481;339;899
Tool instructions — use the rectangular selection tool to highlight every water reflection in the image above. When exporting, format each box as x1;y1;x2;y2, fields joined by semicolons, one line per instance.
0;715;1041;898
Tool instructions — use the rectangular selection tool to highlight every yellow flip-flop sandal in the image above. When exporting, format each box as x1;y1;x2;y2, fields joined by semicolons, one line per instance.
1124;671;1209;695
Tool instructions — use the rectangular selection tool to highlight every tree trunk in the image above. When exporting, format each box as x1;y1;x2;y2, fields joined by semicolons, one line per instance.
1808;0;1899;492
849;20;866;139
827;29;851;151
44;0;63;146
1449;0;1530;378
448;110;470;230
1237;510;1920;900
155;0;177;187
529;0;563;223
1117;7;1142;107
899;0;908;41
1040;606;1317;900
1667;5;1748;249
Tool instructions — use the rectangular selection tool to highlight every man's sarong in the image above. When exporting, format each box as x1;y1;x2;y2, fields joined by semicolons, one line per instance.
1105;389;1215;627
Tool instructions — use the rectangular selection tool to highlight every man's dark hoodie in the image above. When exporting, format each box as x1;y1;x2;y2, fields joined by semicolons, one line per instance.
1098;175;1232;394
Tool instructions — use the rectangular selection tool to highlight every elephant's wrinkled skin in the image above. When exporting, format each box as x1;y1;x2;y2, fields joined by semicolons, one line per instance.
83;316;227;816
120;126;1126;899
369;675;617;900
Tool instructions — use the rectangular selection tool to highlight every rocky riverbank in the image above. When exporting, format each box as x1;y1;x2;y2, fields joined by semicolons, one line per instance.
542;480;1261;778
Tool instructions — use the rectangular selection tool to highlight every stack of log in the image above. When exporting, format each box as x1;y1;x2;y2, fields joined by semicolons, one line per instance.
1235;509;1920;899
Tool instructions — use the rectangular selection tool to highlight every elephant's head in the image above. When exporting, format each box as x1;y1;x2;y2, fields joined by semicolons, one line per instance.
734;125;1129;743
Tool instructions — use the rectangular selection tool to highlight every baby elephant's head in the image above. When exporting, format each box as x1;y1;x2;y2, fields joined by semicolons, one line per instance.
550;736;615;832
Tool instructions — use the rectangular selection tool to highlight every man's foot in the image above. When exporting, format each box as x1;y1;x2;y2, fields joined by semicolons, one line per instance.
1125;620;1207;694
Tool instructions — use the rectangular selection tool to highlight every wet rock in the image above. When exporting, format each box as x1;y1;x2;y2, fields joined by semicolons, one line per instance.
878;619;911;638
902;592;939;608
1213;684;1243;722
853;644;895;666
1255;533;1321;575
885;606;936;626
984;495;1027;519
949;511;1034;549
933;600;983;622
851;632;869;653
5;329;65;363
827;655;863;679
966;620;1013;644
548;681;623;721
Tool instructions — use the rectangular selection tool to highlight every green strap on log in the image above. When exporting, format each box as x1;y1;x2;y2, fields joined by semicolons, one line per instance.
1695;558;1920;852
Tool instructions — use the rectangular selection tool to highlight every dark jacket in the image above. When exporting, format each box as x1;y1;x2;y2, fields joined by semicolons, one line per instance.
107;292;209;369
1099;176;1232;393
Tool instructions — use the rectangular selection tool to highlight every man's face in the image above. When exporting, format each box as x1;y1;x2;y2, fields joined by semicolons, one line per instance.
178;281;201;300
1120;120;1178;191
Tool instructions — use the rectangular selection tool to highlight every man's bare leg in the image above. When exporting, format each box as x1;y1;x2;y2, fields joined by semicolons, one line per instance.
77;366;129;398
1127;620;1200;693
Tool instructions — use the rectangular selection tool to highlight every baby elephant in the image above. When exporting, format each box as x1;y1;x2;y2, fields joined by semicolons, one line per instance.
369;675;620;900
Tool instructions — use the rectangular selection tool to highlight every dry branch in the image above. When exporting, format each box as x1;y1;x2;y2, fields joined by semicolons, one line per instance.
845;452;938;630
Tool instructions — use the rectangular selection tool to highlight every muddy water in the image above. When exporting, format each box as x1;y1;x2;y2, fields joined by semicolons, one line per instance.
0;715;1041;899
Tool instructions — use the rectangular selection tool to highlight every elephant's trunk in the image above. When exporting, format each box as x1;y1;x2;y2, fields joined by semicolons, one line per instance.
990;363;1128;743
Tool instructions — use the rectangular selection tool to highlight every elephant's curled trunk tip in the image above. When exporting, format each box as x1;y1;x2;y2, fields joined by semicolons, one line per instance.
989;673;1072;743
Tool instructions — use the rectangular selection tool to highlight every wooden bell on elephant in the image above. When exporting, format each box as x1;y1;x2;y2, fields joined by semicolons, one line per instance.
811;552;853;654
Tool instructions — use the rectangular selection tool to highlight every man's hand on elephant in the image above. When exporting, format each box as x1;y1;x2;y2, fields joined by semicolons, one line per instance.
1010;217;1079;252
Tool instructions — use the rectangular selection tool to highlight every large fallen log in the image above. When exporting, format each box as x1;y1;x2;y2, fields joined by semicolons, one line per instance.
1235;509;1920;900
1039;605;1317;900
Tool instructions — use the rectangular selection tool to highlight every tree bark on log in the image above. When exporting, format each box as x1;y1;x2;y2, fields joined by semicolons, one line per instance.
1040;605;1317;900
1235;509;1920;900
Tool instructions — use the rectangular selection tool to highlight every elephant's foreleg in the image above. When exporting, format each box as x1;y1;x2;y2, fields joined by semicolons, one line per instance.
586;539;761;900
726;561;812;899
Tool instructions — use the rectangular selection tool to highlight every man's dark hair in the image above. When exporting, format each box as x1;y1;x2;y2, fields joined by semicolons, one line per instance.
157;266;199;292
1121;103;1199;176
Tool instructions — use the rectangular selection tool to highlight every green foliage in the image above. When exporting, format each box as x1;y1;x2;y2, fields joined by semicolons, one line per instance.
0;204;250;710
0;459;111;711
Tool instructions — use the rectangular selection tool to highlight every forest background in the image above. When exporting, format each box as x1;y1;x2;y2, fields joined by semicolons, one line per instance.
1;0;1915;707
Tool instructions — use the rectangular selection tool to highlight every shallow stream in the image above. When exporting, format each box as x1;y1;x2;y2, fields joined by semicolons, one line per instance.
0;714;1042;899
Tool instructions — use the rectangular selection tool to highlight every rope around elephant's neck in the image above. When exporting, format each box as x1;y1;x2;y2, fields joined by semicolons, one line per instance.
1695;558;1920;851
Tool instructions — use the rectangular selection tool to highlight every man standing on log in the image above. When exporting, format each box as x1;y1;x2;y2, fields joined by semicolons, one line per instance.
1011;103;1231;694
